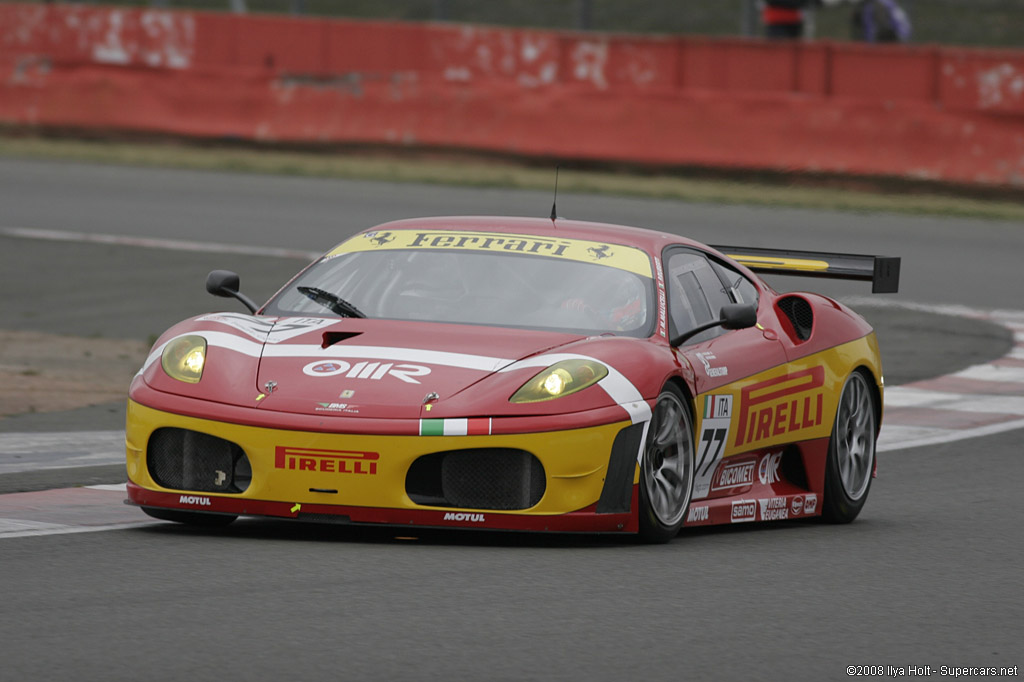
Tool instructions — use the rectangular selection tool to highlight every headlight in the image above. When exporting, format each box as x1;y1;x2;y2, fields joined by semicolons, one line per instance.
509;359;608;403
161;335;207;384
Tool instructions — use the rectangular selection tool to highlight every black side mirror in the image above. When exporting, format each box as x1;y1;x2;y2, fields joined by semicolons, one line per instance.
206;270;258;313
670;303;757;347
720;303;758;330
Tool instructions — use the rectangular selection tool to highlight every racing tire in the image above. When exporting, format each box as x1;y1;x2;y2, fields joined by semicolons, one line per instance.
142;506;238;527
638;384;696;543
822;370;878;524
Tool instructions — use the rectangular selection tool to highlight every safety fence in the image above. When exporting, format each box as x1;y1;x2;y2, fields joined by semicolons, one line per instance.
1;3;1023;185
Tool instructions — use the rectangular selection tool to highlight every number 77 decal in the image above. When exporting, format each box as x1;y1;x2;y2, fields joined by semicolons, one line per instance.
692;394;733;500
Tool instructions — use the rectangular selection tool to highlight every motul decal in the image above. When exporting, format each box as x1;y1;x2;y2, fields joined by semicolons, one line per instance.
443;512;486;523
275;447;379;475
734;367;825;448
179;495;211;506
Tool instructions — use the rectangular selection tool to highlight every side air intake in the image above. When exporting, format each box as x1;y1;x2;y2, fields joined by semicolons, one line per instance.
777;296;814;341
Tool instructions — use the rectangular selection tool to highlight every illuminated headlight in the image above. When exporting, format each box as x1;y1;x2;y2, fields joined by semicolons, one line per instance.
509;359;608;403
161;335;207;384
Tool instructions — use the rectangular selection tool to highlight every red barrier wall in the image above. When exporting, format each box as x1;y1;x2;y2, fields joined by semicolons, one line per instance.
2;3;1023;186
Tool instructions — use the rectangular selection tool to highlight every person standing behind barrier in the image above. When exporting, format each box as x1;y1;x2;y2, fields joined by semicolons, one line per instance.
852;0;912;43
761;0;808;39
761;0;848;40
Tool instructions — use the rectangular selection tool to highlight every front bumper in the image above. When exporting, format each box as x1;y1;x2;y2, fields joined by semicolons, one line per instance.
126;400;642;533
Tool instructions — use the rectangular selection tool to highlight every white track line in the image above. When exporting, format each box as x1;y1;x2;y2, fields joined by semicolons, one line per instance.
0;520;159;540
0;226;319;261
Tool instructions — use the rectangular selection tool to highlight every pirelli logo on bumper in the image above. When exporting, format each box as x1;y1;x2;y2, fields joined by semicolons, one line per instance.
275;447;379;475
734;367;825;448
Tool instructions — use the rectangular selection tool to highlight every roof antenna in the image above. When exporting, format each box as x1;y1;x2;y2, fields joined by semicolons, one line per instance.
549;165;560;224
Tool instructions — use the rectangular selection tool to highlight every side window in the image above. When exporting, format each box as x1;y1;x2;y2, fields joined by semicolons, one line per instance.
711;260;759;307
665;249;734;344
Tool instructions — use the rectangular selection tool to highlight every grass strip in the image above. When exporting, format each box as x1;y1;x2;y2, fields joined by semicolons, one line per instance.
2;134;1022;222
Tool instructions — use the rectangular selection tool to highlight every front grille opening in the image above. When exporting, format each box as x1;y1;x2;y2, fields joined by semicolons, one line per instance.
777;296;814;341
147;428;251;494
406;448;546;511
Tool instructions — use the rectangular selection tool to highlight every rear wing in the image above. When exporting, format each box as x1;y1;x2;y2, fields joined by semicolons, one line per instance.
711;246;901;294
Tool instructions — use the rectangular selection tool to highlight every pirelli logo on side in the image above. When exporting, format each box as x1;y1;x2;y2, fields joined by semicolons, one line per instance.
275;447;379;475
734;367;825;448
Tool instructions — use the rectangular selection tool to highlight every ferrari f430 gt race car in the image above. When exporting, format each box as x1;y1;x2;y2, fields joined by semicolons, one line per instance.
126;216;899;542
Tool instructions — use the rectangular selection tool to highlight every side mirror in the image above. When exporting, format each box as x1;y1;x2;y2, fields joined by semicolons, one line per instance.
670;303;757;347
206;270;258;313
720;303;758;330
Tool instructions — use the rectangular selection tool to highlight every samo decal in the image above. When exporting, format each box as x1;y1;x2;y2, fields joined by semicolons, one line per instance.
734;367;825;448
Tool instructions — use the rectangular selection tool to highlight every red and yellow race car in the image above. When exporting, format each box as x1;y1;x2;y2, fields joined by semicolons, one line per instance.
125;216;899;542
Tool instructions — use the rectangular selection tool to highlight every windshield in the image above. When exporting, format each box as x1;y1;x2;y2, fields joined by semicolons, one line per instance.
264;245;655;337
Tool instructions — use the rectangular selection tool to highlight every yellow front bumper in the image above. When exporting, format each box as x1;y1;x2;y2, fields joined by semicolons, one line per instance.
126;400;639;531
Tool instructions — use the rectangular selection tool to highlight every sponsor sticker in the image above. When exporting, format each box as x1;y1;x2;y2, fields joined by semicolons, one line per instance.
179;495;211;506
275;447;379;475
443;512;485;523
758;451;783;486
803;493;818;515
791;495;805;516
711;457;756;492
686;505;710;523
327;230;654;278
302;359;431;384
696;351;729;378
758;497;789;521
734;367;826;448
731;499;757;523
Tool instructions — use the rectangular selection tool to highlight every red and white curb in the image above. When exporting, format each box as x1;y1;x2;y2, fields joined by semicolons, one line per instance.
852;300;1024;452
0;484;155;539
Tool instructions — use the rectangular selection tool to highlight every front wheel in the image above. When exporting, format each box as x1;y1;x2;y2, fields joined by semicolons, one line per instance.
142;507;237;527
638;384;696;543
822;371;878;523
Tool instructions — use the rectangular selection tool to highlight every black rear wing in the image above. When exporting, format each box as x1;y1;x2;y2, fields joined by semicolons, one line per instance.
711;246;900;294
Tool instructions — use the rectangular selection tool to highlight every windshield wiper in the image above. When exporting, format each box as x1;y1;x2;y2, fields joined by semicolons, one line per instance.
297;286;366;319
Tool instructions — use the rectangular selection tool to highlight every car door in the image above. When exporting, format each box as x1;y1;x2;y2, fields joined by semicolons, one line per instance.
664;247;790;499
665;247;787;394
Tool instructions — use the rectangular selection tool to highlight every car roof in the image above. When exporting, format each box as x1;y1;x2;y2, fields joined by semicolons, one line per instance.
359;216;707;255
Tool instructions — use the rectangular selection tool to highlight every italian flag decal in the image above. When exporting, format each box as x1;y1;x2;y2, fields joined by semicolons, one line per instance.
419;418;492;436
703;394;733;420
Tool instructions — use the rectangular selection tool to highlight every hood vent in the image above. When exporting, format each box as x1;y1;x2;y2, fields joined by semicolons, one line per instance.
321;331;362;349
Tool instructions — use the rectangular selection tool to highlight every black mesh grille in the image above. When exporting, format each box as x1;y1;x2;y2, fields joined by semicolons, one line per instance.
406;449;545;510
147;428;251;493
777;296;814;341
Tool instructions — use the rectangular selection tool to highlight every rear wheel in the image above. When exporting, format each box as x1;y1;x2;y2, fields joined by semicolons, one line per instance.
638;384;695;543
822;371;877;523
142;507;237;527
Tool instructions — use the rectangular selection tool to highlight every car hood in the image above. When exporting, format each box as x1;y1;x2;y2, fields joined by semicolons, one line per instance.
178;314;583;419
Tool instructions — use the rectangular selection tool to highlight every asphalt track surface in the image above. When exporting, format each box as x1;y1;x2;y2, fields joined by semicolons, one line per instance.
1;158;1022;680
